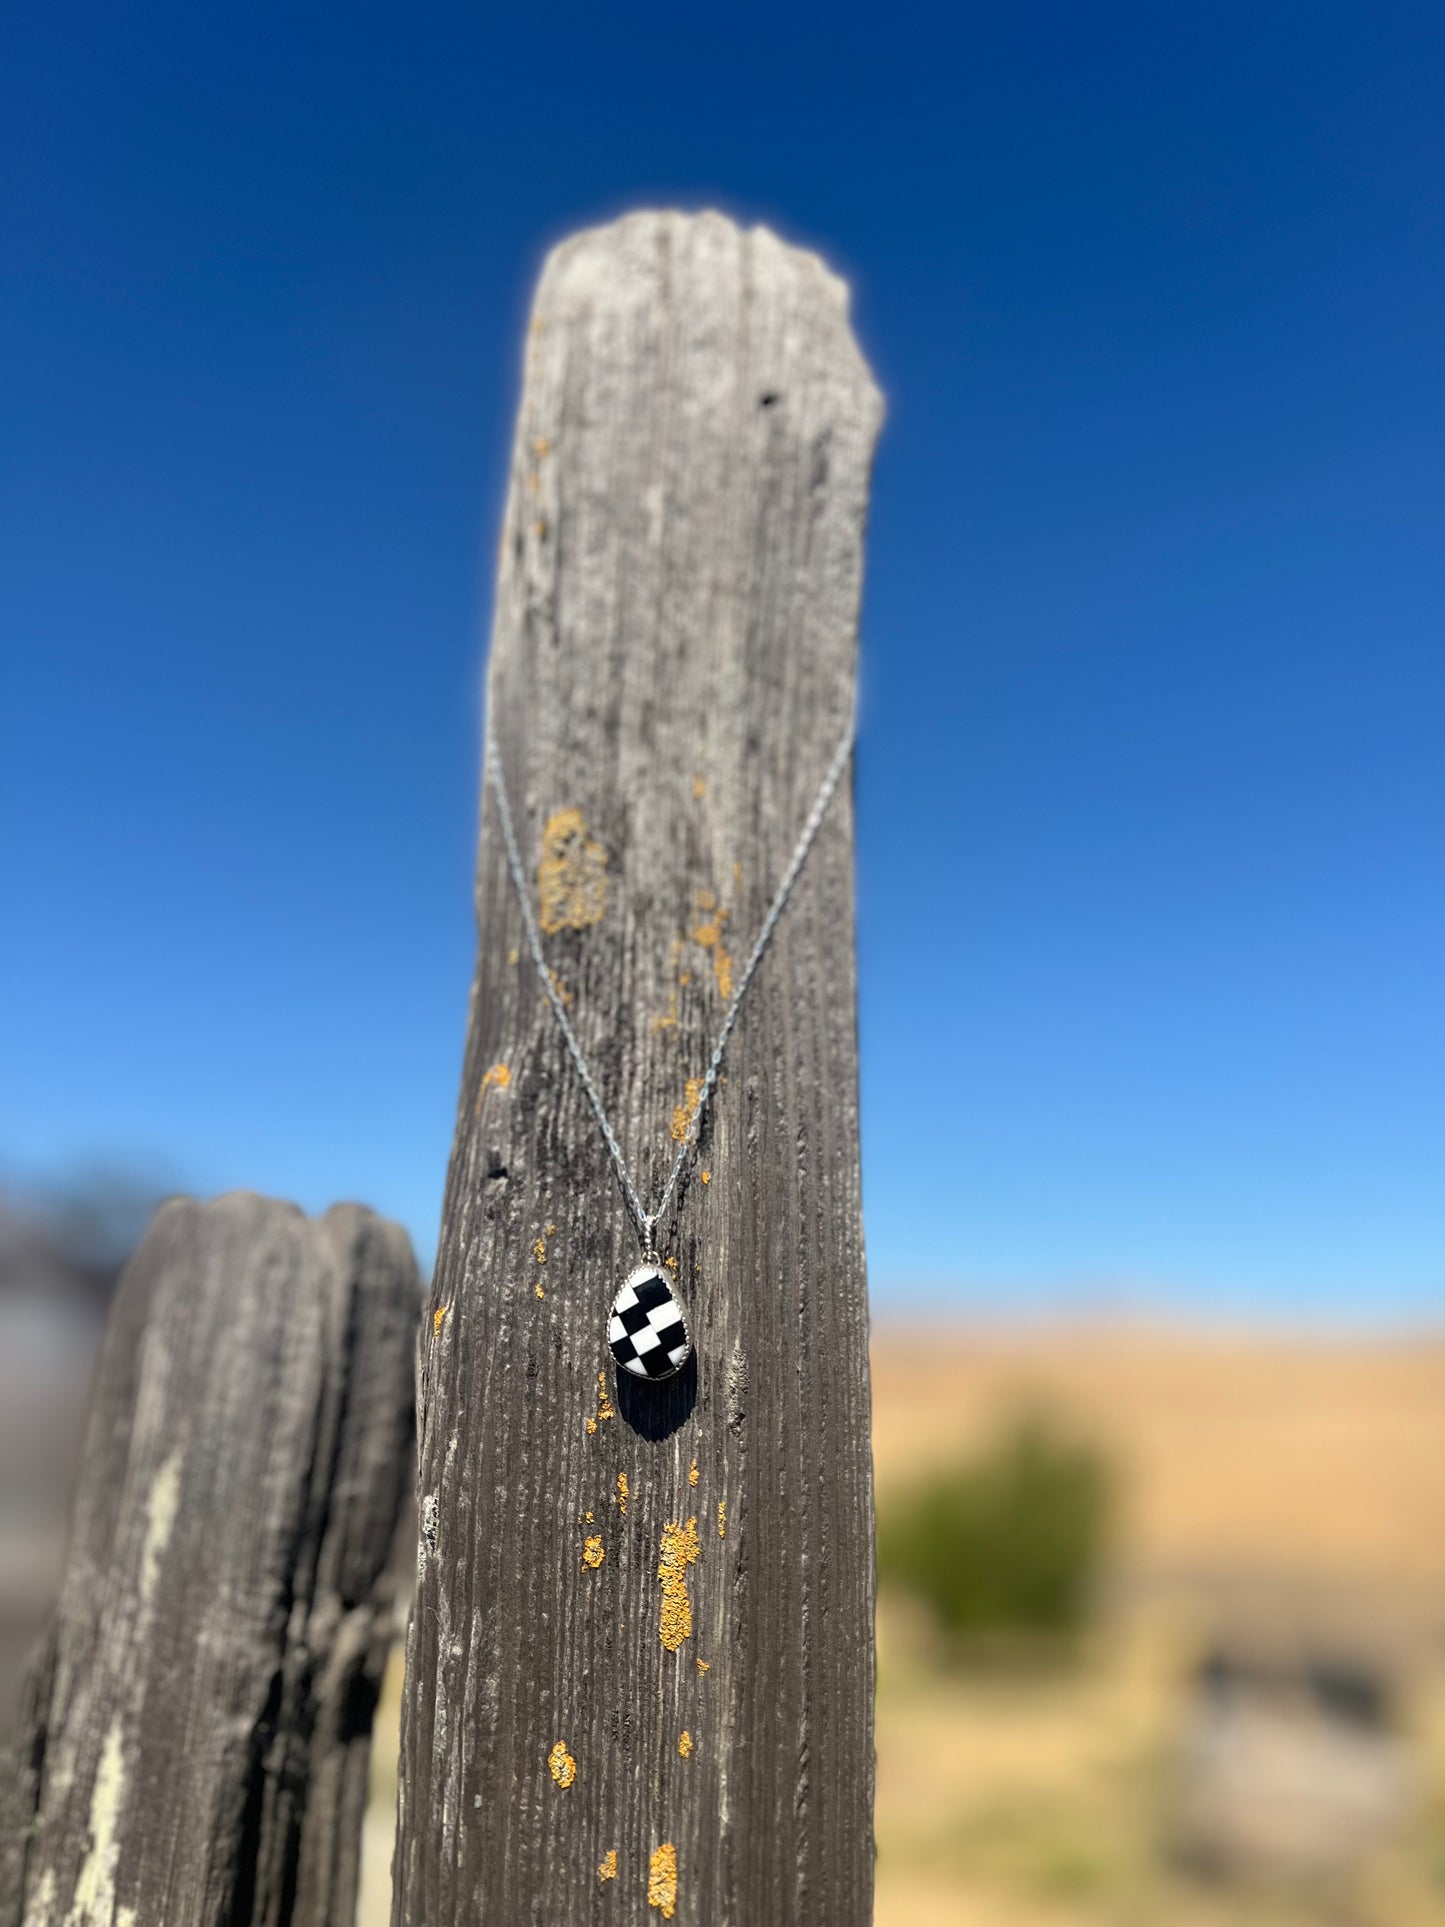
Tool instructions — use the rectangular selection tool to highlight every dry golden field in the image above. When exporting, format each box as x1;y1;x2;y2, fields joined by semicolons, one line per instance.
361;1321;1445;1924
869;1322;1445;1926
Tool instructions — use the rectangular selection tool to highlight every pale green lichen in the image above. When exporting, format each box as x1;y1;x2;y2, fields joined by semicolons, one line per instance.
65;1720;132;1926
140;1453;182;1606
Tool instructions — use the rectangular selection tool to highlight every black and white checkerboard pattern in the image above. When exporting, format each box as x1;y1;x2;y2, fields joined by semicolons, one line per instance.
608;1266;692;1381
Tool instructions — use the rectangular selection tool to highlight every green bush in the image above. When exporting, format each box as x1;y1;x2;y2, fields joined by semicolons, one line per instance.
877;1414;1113;1644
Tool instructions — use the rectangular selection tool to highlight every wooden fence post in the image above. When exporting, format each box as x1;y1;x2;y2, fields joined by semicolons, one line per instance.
394;211;882;1924
0;1193;418;1926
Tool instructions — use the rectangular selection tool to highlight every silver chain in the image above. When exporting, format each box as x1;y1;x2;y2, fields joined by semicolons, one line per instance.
486;703;856;1252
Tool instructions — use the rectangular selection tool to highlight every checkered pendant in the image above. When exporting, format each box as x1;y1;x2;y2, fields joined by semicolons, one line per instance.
607;1264;693;1382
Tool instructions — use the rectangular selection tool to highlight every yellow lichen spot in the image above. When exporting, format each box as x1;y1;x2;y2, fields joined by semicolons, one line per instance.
671;1076;704;1144
678;970;692;987
658;1516;700;1652
533;517;548;539
696;1658;711;1675
699;1169;711;1185
584;1510;594;1523
535;1282;546;1299
533;1237;547;1264
665;1255;678;1273
548;1740;577;1788
688;1459;699;1488
508;946;519;966
651;993;679;1033
549;967;574;1006
432;1306;447;1337
595;1371;615;1424
481;1061;511;1092
533;434;552;458
616;1472;629;1516
678;1729;693;1758
538;807;609;933
648;1842;679;1918
582;1535;605;1569
597;1849;617;1883
695;887;715;911
546;1222;556;1235
692;775;706;800
714;947;734;1001
585;1417;598;1436
717;1501;727;1539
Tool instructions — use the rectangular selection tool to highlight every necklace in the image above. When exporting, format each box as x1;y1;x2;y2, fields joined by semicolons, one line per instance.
487;705;856;1383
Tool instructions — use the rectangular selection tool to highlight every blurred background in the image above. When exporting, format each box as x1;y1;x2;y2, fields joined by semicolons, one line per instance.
4;3;1442;1920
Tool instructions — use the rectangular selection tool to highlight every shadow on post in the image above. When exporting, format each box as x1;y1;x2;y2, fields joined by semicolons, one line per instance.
615;1351;698;1440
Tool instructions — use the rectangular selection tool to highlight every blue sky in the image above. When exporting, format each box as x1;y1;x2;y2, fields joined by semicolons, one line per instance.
3;3;1441;1317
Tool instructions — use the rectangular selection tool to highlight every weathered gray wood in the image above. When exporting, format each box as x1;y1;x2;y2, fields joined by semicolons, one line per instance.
394;211;882;1924
1;1193;418;1927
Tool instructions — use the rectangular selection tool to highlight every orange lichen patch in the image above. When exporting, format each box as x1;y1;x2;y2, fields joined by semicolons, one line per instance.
690;897;734;1000
651;993;679;1033
692;775;706;800
587;1369;616;1437
584;1510;594;1524
695;1658;710;1675
678;1730;693;1758
717;1501;727;1539
678;970;692;987
700;1170;711;1185
533;1236;548;1263
548;968;574;1006
432;1306;447;1337
671;1076;704;1144
658;1516;700;1652
665;1255;678;1273
535;1282;546;1299
532;435;552;458
547;1741;577;1788
688;1459;699;1488
481;1061;512;1092
648;1843;678;1918
537;808;609;933
546;1222;556;1234
597;1849;617;1883
616;1473;629;1516
582;1535;605;1569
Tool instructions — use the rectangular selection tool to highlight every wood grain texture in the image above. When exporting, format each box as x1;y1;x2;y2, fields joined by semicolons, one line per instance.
394;211;882;1925
0;1194;418;1927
